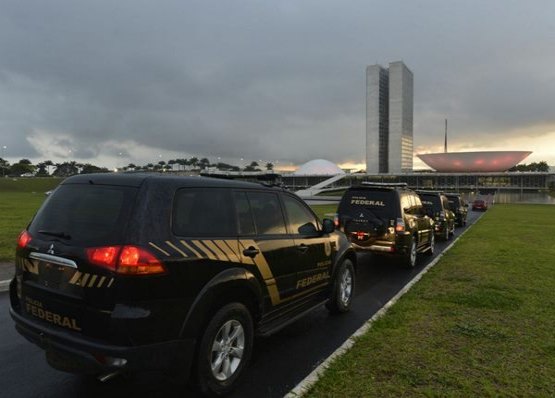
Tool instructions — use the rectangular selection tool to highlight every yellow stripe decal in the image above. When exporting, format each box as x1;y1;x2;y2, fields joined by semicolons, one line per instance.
80;273;90;287
97;276;106;288
149;242;171;256
165;241;188;258
88;275;98;288
191;240;218;261
69;271;82;285
203;240;229;261
107;278;114;288
216;240;240;263
180;240;203;258
239;240;273;280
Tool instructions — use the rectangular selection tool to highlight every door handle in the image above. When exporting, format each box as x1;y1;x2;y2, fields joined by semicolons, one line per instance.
242;247;260;258
296;244;309;253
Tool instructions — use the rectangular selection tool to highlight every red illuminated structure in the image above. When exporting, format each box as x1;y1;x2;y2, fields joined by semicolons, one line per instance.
417;151;532;172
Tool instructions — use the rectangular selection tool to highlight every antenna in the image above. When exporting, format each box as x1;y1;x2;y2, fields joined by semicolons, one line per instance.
444;119;448;153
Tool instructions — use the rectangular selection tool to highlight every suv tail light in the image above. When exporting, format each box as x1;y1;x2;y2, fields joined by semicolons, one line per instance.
395;218;405;232
86;245;165;275
17;230;32;249
333;214;340;228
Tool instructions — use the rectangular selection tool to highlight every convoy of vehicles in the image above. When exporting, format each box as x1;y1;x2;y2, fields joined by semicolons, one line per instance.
336;183;435;268
9;174;476;396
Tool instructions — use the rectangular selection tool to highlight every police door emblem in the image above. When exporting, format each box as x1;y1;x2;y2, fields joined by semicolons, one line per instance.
324;241;332;257
47;244;55;255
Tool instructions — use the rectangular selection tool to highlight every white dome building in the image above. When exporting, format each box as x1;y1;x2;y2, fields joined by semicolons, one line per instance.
293;159;345;176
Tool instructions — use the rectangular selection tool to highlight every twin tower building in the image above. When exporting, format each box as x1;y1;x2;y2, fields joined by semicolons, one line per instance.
366;61;413;174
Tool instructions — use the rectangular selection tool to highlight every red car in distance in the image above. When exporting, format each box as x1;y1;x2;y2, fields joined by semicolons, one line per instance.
472;199;488;211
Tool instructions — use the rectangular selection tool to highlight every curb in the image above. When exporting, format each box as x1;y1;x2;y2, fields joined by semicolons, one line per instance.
285;214;482;398
0;279;10;293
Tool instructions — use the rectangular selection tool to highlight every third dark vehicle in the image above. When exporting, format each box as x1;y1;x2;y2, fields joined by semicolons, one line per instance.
9;173;356;397
336;183;435;268
417;191;456;241
445;193;468;227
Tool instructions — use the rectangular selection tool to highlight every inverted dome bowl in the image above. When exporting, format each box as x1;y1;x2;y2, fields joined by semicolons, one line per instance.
417;151;532;172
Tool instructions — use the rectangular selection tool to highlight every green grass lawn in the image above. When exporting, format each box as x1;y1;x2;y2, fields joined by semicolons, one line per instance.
310;204;338;221
306;204;555;397
0;178;61;262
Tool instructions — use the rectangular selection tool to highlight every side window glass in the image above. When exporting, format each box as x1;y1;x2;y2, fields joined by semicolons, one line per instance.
246;192;287;235
233;192;256;235
400;194;410;213
283;195;319;235
173;188;236;236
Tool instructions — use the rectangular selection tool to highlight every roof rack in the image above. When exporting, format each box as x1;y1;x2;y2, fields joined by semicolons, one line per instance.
360;182;408;187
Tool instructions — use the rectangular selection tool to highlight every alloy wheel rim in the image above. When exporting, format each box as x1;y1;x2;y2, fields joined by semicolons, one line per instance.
430;234;435;253
410;241;416;266
210;320;245;381
339;267;353;305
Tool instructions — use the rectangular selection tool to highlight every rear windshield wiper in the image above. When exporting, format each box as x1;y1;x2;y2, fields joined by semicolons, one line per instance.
37;230;72;240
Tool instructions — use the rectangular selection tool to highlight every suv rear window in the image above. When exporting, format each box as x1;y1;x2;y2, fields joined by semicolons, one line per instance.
339;189;397;219
28;184;137;245
419;194;443;213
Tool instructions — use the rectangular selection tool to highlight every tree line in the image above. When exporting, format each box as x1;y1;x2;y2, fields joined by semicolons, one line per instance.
508;161;550;172
0;157;274;177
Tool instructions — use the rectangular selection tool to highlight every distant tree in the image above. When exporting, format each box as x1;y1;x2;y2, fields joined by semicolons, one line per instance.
18;158;33;165
35;162;49;177
80;164;110;174
244;161;261;172
9;160;35;176
0;157;9;176
44;160;54;175
265;162;274;171
53;161;79;177
199;158;210;169
189;157;199;169
127;163;137;171
537;161;549;172
158;160;166;167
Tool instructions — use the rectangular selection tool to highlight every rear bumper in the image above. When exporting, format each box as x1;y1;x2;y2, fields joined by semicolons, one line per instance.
10;306;195;376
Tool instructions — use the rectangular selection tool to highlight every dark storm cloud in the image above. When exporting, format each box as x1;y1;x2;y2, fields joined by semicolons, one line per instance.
1;0;554;165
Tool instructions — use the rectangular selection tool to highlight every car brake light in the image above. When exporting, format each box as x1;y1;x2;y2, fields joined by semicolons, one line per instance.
395;218;405;232
334;214;340;228
17;230;32;249
86;245;165;275
86;246;120;270
118;246;165;275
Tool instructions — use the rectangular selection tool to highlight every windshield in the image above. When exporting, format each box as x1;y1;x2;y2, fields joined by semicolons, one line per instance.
28;184;138;246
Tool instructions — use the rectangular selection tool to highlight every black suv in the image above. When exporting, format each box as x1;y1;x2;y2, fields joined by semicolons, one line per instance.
336;183;435;268
445;193;468;227
9;174;356;396
417;191;456;241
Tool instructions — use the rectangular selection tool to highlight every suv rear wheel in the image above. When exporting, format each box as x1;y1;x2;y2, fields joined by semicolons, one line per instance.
197;303;253;397
326;259;355;314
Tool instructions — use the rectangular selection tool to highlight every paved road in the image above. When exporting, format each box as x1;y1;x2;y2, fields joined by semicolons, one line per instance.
0;212;482;397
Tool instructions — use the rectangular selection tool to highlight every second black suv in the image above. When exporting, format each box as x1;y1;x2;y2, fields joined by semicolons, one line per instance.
337;183;435;268
417;191;456;241
445;193;468;227
9;174;357;396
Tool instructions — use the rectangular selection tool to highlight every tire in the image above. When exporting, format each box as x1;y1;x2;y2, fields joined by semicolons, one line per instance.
196;303;253;397
326;259;355;314
403;237;417;268
425;232;435;256
443;225;450;241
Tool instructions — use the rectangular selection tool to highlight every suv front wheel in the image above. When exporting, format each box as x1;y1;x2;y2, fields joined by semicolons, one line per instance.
326;259;355;314
196;303;254;397
403;237;417;268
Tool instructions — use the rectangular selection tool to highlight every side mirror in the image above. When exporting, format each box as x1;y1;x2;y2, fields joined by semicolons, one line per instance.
322;218;335;234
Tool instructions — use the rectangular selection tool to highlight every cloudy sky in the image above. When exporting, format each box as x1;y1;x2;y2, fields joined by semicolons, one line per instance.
1;0;554;170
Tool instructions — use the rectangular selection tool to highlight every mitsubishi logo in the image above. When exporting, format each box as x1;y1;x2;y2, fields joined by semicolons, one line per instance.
47;244;55;255
359;213;364;218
